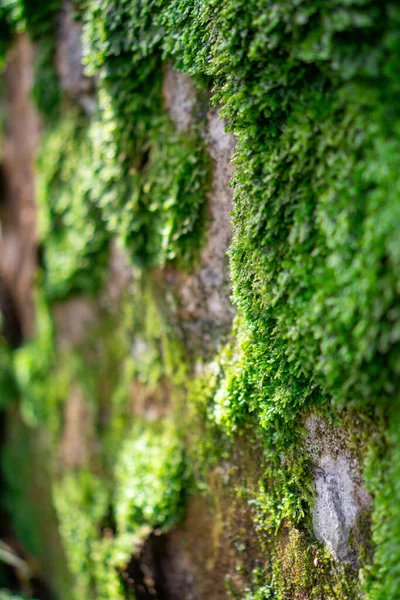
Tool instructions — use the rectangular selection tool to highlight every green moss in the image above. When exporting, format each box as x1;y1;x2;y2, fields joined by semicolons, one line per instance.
115;420;185;533
54;470;111;599
271;528;360;600
53;420;184;600
82;1;211;269
37;111;110;300
361;403;400;599
31;37;61;122
0;0;61;109
3;0;60;40
5;1;400;598
13;293;56;428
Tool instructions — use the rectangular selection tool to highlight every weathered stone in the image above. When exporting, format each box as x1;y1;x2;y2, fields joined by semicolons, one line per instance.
162;67;236;356
306;415;370;562
60;385;96;469
0;35;40;339
163;64;197;134
56;0;95;111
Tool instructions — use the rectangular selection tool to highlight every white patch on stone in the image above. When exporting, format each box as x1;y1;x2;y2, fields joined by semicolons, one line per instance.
313;454;358;561
306;415;370;563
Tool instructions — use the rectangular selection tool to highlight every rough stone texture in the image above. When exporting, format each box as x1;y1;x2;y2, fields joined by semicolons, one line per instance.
53;296;98;350
140;451;269;600
0;35;41;339
102;239;134;312
162;68;236;356
162;65;196;134
56;0;95;112
53;241;133;350
306;415;371;563
60;385;96;468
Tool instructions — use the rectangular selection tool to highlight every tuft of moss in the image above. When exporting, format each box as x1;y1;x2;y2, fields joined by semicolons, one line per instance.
37;111;110;301
53;420;184;600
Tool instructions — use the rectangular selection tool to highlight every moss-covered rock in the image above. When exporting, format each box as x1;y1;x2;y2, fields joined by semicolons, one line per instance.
1;1;400;599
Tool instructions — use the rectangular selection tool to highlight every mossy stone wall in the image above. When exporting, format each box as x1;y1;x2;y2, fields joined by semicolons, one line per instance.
0;1;400;599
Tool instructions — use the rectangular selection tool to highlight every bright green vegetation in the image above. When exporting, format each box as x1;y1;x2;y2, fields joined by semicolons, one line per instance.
5;281;187;598
37;113;110;300
0;1;400;599
55;419;185;600
362;403;400;599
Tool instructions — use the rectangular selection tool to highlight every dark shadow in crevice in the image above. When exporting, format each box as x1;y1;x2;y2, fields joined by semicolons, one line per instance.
0;273;23;348
122;532;177;600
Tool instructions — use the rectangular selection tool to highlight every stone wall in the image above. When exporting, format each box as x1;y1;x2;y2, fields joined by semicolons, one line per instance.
0;2;399;600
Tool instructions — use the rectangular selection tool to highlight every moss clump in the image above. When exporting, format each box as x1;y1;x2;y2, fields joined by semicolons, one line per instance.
54;421;184;600
76;1;212;271
114;421;185;533
12;294;57;428
37;111;110;301
54;470;113;599
82;57;210;269
272;527;360;599
361;403;400;599
1;0;60;40
0;0;61;115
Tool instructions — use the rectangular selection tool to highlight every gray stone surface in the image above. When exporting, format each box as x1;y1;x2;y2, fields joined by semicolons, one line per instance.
56;0;95;111
306;415;370;562
163;65;196;133
313;454;358;561
162;67;236;355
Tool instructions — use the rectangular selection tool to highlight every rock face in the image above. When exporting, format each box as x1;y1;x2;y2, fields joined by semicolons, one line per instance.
163;65;197;134
56;0;95;110
306;415;371;563
162;68;236;356
0;35;40;339
313;454;361;562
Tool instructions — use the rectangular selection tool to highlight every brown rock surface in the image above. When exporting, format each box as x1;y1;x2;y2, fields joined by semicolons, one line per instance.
0;35;41;339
